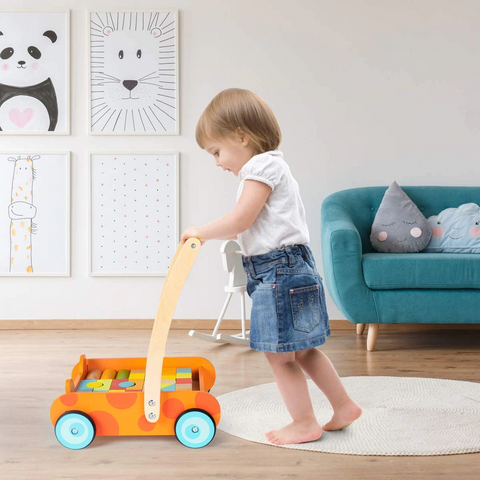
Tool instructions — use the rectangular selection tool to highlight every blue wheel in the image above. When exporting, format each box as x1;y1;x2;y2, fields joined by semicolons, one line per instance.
55;411;96;450
174;409;216;448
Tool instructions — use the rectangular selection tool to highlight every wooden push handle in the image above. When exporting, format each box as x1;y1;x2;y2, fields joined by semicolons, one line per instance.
144;238;201;423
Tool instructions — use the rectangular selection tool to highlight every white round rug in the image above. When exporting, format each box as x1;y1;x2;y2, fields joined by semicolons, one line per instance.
216;376;480;456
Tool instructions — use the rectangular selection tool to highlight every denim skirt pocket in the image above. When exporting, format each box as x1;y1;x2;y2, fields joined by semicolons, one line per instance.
289;283;320;333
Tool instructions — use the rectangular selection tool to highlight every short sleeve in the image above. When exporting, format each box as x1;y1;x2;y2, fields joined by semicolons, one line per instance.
241;153;282;191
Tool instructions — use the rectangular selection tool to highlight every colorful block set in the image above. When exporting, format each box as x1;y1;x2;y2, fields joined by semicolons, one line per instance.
76;367;192;393
161;368;192;392
77;368;145;393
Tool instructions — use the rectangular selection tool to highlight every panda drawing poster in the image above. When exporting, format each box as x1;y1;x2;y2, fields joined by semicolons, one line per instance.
89;10;179;135
0;11;69;134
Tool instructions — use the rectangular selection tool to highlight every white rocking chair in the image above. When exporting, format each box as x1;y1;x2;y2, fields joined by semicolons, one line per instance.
188;240;249;346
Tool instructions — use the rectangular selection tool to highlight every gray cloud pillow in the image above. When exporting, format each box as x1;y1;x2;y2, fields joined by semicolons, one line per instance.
370;181;432;253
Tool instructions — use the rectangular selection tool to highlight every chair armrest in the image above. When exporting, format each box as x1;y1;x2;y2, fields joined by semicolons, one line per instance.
321;202;378;323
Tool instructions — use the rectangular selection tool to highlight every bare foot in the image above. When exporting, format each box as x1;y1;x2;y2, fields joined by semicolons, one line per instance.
322;399;362;431
265;420;323;445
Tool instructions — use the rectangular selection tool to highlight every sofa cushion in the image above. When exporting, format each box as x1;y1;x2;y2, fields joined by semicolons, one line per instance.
424;203;480;253
370;181;432;253
362;252;480;289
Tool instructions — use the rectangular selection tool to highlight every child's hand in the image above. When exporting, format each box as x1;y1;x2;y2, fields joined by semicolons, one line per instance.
181;226;205;245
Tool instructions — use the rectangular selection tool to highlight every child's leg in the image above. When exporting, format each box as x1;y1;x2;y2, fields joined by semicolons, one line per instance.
263;351;323;445
295;348;362;430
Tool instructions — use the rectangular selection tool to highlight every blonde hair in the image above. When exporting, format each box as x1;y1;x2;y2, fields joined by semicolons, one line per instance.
195;88;282;155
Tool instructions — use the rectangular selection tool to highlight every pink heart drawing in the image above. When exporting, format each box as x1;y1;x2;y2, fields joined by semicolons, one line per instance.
9;108;34;128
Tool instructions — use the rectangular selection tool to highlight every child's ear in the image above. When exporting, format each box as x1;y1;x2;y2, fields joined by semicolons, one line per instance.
236;127;246;142
237;128;249;146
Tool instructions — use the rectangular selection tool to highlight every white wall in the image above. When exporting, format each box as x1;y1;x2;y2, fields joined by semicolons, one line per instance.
1;0;479;322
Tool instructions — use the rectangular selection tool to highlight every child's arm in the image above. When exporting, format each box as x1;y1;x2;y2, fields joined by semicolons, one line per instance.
181;180;272;244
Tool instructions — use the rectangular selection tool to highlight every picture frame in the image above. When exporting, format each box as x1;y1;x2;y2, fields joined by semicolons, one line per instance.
89;152;179;276
0;151;71;276
88;10;179;135
0;9;70;135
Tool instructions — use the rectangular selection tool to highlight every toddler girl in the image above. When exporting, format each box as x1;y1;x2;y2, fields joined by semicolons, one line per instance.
181;88;362;445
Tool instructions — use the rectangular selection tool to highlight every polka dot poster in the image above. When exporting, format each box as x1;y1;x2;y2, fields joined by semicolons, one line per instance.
90;153;178;275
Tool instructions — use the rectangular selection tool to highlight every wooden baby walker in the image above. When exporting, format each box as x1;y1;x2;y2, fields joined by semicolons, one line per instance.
50;238;220;450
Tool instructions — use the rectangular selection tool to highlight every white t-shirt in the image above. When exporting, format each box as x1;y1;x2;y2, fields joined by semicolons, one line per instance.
236;150;310;256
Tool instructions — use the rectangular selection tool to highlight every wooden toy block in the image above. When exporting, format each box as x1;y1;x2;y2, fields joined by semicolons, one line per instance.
77;380;94;392
85;368;102;380
93;379;112;392
176;383;192;391
109;379;130;392
129;369;145;380
118;380;135;387
176;368;192;374
176;378;192;385
85;381;103;390
161;378;175;386
162;367;176;377
162;374;176;380
161;385;175;391
161;383;176;392
115;369;130;379
101;369;117;379
177;383;192;390
176;372;192;379
126;379;144;391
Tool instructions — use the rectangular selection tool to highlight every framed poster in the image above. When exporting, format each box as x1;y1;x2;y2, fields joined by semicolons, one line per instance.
0;152;70;276
89;152;179;276
0;10;70;134
88;10;179;135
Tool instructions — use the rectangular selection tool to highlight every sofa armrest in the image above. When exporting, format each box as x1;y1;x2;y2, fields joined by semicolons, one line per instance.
321;202;379;323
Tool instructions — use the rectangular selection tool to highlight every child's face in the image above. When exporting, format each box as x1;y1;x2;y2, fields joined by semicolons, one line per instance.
204;134;257;176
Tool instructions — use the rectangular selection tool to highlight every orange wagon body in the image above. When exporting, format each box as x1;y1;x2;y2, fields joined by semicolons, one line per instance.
50;354;221;437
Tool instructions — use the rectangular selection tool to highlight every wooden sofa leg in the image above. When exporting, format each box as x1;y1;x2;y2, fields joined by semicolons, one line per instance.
356;324;366;335
367;324;379;351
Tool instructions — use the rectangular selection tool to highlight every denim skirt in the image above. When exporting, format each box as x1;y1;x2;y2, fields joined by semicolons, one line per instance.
242;244;330;353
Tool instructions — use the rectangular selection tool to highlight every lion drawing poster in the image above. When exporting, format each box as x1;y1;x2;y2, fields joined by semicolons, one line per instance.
89;10;178;135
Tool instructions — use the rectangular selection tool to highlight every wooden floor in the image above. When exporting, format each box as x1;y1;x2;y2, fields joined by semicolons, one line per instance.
1;328;479;480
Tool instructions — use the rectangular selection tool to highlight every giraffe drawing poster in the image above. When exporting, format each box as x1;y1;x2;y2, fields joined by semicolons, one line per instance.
89;10;178;135
89;152;178;276
0;152;70;276
0;11;70;134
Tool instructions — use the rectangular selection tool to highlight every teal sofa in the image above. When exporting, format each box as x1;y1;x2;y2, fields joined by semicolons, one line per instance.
321;186;480;351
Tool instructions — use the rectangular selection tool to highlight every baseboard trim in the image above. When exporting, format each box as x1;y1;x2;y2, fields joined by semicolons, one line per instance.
1;319;480;331
0;319;244;330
